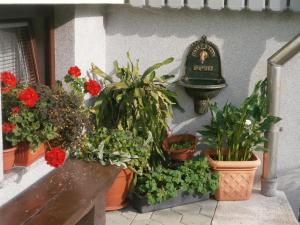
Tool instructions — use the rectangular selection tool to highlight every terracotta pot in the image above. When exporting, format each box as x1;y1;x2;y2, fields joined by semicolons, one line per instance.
105;168;133;211
162;134;196;161
15;143;46;167
205;150;261;201
3;147;17;173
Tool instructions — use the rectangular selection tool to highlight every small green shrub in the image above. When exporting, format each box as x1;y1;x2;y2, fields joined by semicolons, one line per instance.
73;128;152;175
135;157;218;205
169;140;194;151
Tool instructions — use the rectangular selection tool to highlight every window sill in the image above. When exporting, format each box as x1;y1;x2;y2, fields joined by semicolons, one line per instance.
0;158;54;206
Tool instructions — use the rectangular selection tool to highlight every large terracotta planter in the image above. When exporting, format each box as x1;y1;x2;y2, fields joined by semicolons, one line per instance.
3;147;17;173
15;143;45;167
105;168;133;211
162;134;196;161
205;151;261;201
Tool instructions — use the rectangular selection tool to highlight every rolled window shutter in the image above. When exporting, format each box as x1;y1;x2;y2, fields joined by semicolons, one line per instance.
0;22;40;84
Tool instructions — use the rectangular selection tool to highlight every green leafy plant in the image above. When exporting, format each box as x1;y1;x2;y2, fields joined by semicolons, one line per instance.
199;79;281;161
169;140;194;151
7;106;56;150
92;53;183;165
180;159;218;195
3;83;57;151
73;127;152;175
135;157;218;205
36;83;91;151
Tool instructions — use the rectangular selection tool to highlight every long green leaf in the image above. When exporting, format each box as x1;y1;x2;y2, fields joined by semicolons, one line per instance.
142;57;174;79
91;63;113;83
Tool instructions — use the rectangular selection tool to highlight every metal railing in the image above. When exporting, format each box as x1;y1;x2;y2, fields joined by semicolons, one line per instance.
261;33;300;197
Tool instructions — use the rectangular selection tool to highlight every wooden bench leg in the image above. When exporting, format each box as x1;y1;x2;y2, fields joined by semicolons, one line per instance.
94;193;106;225
76;207;95;225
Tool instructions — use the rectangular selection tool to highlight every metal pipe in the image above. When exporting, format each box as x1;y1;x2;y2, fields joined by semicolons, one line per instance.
261;65;281;197
261;33;300;197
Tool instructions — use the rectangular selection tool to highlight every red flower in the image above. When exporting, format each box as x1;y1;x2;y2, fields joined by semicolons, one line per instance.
11;106;20;114
84;80;101;96
68;66;81;78
18;87;39;107
45;147;66;168
0;71;17;93
2;122;16;134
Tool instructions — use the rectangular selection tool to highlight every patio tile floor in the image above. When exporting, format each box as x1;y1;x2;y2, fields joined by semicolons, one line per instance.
106;191;299;225
106;199;217;225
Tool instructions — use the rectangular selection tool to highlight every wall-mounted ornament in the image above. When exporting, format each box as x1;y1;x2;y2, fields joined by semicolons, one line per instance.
178;36;227;114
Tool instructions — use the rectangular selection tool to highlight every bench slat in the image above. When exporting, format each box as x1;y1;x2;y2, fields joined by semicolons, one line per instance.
0;160;119;225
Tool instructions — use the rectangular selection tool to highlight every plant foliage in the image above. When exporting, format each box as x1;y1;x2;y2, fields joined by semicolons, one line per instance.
135;157;218;205
3;83;57;151
36;83;91;151
73;127;152;175
199;79;281;161
92;53;183;165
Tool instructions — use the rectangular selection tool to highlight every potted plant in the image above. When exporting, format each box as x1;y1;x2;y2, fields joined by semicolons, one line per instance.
162;134;197;161
3;83;57;166
131;157;218;213
1;71;57;167
2;123;17;173
1;71;18;172
74;127;152;211
36;82;91;152
91;53;183;167
199;79;281;201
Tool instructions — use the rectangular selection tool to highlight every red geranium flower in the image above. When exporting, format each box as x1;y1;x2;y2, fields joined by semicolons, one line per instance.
18;87;39;107
2;122;16;134
0;71;17;93
45;147;66;168
84;80;101;96
68;66;81;78
11;106;20;114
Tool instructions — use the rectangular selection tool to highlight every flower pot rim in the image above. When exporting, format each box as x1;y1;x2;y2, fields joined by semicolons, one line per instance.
204;150;261;170
3;146;17;153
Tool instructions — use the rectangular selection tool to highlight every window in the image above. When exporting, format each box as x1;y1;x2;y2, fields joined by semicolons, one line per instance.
0;21;40;84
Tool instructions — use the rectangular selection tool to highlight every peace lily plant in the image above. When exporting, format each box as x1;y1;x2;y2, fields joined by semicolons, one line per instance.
199;79;281;201
200;79;281;161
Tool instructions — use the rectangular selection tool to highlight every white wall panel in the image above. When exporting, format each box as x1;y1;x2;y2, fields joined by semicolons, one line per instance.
207;0;225;10
268;0;287;11
168;0;184;9
148;0;165;8
227;0;245;11
187;0;204;9
248;0;266;11
129;0;145;7
290;0;300;12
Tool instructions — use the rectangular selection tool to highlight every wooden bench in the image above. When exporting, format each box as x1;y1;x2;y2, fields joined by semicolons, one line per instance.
0;160;119;225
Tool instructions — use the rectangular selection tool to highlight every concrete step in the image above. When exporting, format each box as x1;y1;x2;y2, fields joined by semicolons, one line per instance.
212;190;298;225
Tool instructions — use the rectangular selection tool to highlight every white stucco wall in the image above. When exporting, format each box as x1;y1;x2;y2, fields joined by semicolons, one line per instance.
75;5;106;75
55;5;106;79
278;53;300;175
104;5;300;167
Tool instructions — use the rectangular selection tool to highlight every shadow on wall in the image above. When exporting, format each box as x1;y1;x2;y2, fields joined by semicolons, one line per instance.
104;5;300;134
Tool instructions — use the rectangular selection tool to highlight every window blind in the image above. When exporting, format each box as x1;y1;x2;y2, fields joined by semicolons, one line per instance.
0;22;39;84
